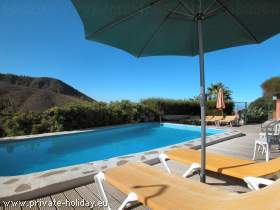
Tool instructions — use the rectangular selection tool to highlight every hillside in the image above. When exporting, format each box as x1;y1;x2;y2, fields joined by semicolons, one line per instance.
0;73;96;114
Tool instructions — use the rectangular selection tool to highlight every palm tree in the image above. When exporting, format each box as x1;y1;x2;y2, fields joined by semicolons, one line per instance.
207;82;232;100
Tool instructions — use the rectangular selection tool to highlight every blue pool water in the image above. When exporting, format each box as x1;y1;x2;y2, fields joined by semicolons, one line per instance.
0;123;223;176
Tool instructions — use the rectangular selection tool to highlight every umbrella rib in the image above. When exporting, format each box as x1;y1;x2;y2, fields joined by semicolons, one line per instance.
192;20;197;56
205;5;223;18
169;10;194;20
176;0;194;16
215;0;259;43
205;0;233;17
204;0;220;15
86;0;163;39
137;4;182;57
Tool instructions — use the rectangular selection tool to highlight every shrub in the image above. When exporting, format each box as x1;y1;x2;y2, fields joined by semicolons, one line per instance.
141;98;234;116
246;97;273;123
0;127;4;137
2;101;158;136
3;112;43;136
2;98;235;137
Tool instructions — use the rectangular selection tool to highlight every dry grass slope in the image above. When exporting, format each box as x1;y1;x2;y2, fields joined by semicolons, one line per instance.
0;73;96;114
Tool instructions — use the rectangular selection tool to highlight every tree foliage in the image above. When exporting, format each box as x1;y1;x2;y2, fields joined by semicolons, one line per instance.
246;76;280;123
261;77;280;99
141;98;234;116
206;82;232;100
246;97;273;123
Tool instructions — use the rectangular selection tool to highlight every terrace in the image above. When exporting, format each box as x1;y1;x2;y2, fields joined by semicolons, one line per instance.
2;124;279;210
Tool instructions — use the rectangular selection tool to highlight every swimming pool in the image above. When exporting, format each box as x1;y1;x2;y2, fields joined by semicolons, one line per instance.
0;123;224;176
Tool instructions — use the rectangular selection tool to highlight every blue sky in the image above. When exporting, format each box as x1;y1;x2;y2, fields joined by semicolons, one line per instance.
0;0;279;103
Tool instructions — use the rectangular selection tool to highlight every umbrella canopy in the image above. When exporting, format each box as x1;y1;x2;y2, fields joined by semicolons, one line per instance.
216;88;226;110
71;0;280;182
71;0;280;57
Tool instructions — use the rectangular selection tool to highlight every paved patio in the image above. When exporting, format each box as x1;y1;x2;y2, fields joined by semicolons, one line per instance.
2;124;279;210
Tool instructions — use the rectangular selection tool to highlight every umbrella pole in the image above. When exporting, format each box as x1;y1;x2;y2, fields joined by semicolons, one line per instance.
197;18;206;183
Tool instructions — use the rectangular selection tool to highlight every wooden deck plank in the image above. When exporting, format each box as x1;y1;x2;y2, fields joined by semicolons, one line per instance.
103;182;125;202
36;196;56;210
75;186;103;210
22;200;39;210
4;205;21;210
51;193;73;210
63;189;88;210
102;182;150;210
3;202;21;210
86;183;120;210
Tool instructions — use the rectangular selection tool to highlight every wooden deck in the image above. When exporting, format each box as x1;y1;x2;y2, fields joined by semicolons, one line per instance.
2;181;150;210
2;124;280;210
207;124;280;160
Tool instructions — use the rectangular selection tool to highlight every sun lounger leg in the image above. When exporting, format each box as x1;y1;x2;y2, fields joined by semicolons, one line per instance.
158;153;171;173
117;193;138;210
244;176;275;191
253;142;257;160
182;163;201;178
94;172;111;210
94;172;138;210
265;144;270;162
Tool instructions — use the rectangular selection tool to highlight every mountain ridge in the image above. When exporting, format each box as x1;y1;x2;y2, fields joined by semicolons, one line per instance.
0;73;96;114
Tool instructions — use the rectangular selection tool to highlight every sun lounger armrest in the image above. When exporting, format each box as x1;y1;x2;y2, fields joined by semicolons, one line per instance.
244;176;275;191
182;163;201;178
94;172;109;205
159;153;201;178
158;153;171;173
94;172;138;210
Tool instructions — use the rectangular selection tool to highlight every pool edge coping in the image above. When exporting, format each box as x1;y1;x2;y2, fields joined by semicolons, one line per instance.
0;124;243;202
0;122;159;143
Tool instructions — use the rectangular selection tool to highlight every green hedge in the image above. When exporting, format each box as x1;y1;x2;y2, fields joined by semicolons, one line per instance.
246;97;273;123
2;101;158;137
2;98;235;137
141;98;234;116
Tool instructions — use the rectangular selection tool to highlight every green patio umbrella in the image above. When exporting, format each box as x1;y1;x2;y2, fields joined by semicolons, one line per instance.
71;0;280;182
